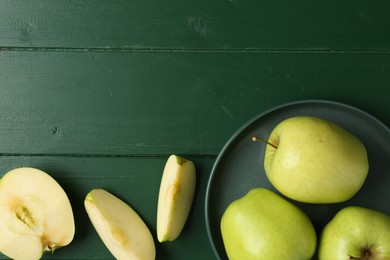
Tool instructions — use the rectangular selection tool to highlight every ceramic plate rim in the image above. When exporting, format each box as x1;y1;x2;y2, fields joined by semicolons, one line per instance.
205;99;390;259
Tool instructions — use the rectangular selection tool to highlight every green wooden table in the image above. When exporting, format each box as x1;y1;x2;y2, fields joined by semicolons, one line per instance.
0;1;389;259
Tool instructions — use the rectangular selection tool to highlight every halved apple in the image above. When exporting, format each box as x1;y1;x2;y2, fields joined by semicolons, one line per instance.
157;155;196;242
0;167;75;259
84;189;155;260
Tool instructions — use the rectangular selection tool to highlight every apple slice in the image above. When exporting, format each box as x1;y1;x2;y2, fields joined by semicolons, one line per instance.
157;154;196;242
84;189;155;260
0;167;75;259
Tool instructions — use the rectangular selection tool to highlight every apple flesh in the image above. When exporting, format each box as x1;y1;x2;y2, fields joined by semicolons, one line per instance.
157;154;196;242
84;189;155;260
319;206;390;260
0;167;75;260
263;116;369;203
221;188;317;259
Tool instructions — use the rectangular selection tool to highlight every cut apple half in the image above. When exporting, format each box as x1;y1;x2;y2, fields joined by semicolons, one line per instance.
84;189;155;260
0;167;75;260
157;154;196;242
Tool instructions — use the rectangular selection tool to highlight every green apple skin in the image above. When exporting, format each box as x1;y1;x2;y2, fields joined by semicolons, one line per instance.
264;116;369;203
319;206;390;260
221;188;317;260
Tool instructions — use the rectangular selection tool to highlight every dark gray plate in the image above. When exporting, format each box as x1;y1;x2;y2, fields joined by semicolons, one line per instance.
205;100;390;260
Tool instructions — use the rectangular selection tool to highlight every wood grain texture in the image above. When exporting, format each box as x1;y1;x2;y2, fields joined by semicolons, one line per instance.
0;0;389;50
0;0;389;259
0;50;389;155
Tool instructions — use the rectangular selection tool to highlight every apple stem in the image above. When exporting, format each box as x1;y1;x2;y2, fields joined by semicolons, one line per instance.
251;136;278;149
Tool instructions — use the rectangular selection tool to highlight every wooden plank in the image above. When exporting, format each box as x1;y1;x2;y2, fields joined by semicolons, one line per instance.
0;50;389;155
0;0;389;50
0;155;216;259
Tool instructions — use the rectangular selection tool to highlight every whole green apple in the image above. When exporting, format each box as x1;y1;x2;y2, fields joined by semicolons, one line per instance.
220;188;316;259
262;116;369;203
319;206;390;260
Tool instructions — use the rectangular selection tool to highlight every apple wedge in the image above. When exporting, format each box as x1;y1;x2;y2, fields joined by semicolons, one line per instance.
84;189;155;260
0;167;75;260
157;155;196;242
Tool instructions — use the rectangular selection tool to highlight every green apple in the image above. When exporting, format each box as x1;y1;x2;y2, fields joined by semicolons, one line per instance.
84;189;155;260
319;206;390;259
220;188;316;259
0;167;75;259
157;154;196;242
259;116;369;203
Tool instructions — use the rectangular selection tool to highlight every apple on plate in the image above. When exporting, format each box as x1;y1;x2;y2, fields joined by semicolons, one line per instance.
220;188;317;259
319;206;390;260
157;154;196;242
0;167;75;260
84;188;155;260
254;116;369;203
